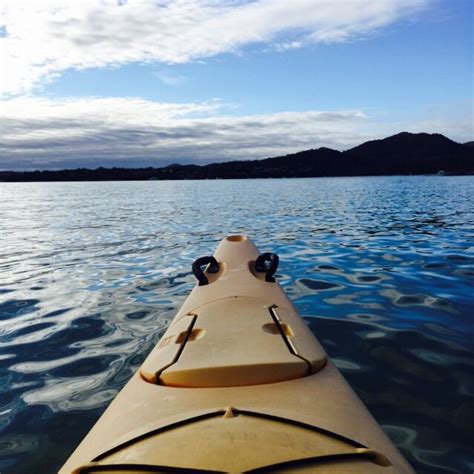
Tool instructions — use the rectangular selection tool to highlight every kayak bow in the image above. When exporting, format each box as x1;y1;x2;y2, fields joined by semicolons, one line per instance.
61;235;413;473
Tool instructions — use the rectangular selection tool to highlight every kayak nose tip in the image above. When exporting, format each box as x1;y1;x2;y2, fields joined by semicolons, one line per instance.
215;235;259;264
226;235;248;242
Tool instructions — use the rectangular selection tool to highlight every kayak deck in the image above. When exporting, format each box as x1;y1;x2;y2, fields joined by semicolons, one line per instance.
61;235;413;473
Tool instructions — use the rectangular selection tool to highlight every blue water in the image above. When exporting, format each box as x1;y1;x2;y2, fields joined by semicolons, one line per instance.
0;177;473;473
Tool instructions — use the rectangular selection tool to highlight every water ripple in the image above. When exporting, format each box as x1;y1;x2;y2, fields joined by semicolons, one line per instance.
0;177;473;473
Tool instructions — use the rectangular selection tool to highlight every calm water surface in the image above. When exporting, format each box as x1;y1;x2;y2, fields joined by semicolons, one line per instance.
0;177;473;473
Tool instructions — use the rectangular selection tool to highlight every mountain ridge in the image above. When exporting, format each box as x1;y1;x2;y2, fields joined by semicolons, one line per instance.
0;132;472;181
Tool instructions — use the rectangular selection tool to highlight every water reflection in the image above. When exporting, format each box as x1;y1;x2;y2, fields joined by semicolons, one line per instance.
0;176;473;473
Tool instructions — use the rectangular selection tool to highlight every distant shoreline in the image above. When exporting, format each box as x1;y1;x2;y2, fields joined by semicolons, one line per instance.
2;174;474;184
1;132;472;182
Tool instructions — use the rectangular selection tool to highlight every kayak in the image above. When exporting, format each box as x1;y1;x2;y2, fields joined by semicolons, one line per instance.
60;235;414;473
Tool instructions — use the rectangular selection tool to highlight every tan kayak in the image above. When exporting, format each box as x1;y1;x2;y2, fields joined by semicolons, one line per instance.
60;235;414;473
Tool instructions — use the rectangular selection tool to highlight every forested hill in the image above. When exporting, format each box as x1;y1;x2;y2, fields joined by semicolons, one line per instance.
1;132;473;182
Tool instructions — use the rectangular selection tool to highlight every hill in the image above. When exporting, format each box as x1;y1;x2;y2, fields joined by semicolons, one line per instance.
0;132;472;181
342;132;472;175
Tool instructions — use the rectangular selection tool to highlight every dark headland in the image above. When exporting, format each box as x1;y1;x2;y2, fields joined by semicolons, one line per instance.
1;132;473;182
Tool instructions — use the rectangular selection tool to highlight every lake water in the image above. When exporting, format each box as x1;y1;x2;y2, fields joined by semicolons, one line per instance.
0;177;473;473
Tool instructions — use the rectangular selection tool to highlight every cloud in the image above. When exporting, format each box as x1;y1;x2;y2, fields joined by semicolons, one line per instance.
404;101;474;142
1;95;470;171
0;0;429;95
0;96;369;169
154;71;188;86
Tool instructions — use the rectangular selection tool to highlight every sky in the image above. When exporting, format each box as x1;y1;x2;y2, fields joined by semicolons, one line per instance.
0;0;472;170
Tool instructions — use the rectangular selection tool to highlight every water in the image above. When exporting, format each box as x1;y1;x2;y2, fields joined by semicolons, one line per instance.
0;177;473;473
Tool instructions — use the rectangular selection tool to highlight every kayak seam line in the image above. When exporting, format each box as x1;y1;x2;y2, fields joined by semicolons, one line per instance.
268;305;313;375
79;462;225;473
184;295;293;316
244;451;390;473
155;313;198;384
91;410;227;462
91;408;367;464
233;409;367;449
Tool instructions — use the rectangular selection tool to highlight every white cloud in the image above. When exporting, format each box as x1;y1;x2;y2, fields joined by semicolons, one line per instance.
0;96;369;169
154;71;188;86
0;0;429;95
1;95;470;171
404;101;474;141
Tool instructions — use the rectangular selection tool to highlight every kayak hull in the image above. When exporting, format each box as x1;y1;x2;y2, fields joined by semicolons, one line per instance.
61;236;413;473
